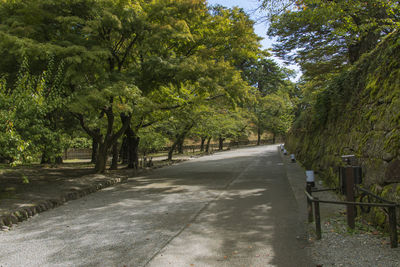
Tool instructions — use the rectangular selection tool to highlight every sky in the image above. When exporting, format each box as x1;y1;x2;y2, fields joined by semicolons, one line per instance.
206;0;301;80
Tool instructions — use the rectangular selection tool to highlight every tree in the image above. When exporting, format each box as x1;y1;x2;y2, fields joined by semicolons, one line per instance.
0;0;211;172
242;53;295;144
261;0;400;80
0;58;67;164
0;0;263;172
262;91;294;143
138;127;168;158
243;57;288;96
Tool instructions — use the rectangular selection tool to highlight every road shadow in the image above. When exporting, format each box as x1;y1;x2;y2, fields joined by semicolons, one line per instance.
0;146;312;266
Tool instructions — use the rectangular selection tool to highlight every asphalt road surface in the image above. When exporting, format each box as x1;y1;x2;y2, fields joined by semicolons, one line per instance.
0;145;313;267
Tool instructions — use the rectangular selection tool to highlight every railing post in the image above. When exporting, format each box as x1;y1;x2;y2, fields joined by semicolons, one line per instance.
314;197;321;240
306;184;314;223
388;206;398;248
345;167;355;229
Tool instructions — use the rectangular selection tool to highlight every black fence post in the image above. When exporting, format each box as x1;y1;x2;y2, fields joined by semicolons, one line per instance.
345;167;355;229
306;184;314;223
314;197;321;240
388;206;398;248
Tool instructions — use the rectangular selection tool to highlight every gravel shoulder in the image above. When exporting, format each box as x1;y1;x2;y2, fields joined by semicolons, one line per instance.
281;150;400;267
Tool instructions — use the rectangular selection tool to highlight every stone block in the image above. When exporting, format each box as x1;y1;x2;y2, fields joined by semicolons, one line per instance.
10;214;18;224
25;208;33;217
385;159;400;183
3;216;12;227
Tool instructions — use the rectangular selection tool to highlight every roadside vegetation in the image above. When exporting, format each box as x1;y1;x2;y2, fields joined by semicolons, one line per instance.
0;0;297;173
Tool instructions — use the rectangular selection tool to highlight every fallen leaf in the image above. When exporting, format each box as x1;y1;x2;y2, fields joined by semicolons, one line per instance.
223;256;228;259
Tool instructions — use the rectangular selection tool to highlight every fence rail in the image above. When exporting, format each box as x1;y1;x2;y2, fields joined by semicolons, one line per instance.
305;187;399;248
63;148;92;160
63;139;274;160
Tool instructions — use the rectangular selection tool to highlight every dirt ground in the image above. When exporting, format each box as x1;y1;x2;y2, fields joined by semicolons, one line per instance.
0;155;188;218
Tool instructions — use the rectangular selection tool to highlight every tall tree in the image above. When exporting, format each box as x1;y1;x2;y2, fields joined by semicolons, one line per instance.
261;0;400;80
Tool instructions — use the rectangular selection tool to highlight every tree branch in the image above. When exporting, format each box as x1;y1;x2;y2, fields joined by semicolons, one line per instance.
71;112;102;142
119;35;138;71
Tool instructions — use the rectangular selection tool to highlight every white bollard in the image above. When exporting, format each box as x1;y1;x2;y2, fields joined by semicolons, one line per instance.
306;170;315;187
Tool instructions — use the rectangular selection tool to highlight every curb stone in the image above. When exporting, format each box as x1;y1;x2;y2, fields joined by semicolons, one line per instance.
0;176;129;230
0;156;189;231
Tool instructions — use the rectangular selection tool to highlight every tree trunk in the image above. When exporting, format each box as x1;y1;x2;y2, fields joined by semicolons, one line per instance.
168;123;194;160
168;139;179;161
205;137;211;153
91;137;98;164
257;127;261;146
218;136;225;150
109;141;119;170
272;133;276;144
120;136;128;164
127;135;139;169
177;137;184;154
119;114;139;169
40;151;51;164
95;143;109;173
200;136;206;152
91;129;100;164
75;107;131;174
55;156;63;164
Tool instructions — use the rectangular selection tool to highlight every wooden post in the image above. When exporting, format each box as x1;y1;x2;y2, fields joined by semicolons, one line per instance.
388;206;398;248
314;197;321;240
306;184;314;223
345;167;355;229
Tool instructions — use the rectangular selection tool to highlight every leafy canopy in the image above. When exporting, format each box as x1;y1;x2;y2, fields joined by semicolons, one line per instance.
261;0;400;81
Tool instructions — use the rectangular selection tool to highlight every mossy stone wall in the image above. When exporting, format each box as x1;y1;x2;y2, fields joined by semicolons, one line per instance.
287;30;400;228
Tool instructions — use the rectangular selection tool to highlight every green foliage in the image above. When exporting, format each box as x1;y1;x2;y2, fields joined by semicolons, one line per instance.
261;0;400;80
0;0;273;171
0;57;67;164
211;108;250;140
67;137;92;149
243;57;288;96
244;54;296;141
138;127;168;156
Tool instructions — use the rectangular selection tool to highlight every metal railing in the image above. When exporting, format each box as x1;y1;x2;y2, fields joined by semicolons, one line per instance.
305;186;399;248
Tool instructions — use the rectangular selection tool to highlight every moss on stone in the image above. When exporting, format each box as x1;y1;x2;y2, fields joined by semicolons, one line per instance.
287;31;400;229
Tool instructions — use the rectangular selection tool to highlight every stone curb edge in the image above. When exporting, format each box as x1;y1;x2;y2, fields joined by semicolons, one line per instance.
0;159;188;231
0;176;128;230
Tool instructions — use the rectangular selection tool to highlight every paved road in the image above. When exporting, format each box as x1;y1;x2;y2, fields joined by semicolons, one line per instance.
0;145;313;267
